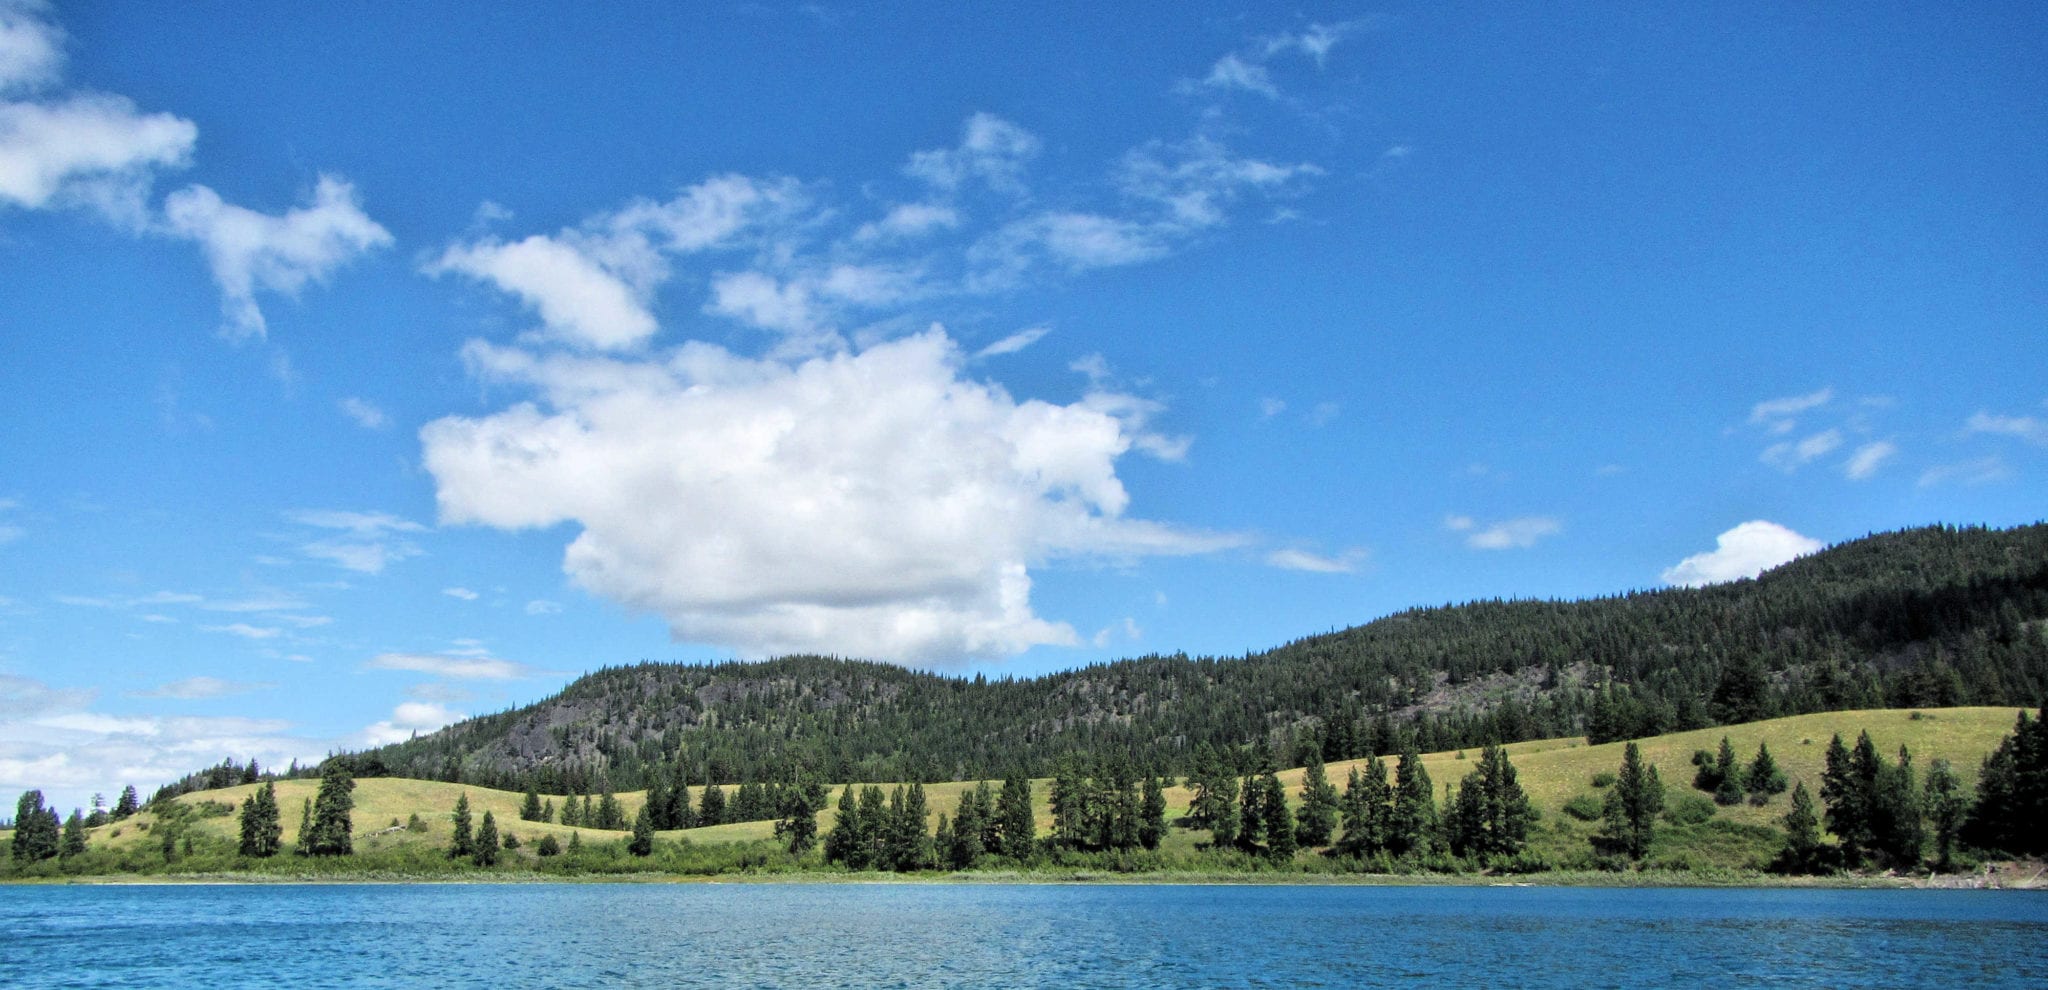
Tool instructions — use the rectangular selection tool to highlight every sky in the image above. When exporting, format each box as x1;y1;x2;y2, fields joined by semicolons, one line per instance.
2;2;2043;815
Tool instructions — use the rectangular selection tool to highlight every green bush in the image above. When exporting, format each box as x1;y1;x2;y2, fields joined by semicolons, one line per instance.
1562;794;1604;821
1664;793;1717;826
1591;772;1617;789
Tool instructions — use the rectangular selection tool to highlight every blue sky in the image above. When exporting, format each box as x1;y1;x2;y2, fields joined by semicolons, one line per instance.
2;2;2043;814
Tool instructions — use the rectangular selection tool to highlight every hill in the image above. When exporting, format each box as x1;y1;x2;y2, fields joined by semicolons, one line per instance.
13;707;2027;879
333;523;2046;793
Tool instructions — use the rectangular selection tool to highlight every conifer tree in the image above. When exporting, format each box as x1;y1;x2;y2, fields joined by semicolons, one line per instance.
10;791;59;862
1870;744;1923;869
699;783;726;826
61;809;87;859
1390;746;1437;857
449;793;475;859
946;788;985;868
303;762;355;856
1599;742;1663;861
1712;737;1744;806
971;781;1000;855
1233;775;1265;851
644;777;669;829
536;833;561;857
474;810;499;866
238;781;282;858
1138;776;1168;851
857;785;888;866
541;798;555;825
1965;707;2047;856
520;787;543;823
559;792;581;828
596;787;624;831
1922;758;1968;872
823;786;864;868
1295;759;1339;847
1448;744;1531;860
1745;742;1788;805
113;785;139;821
628;804;654;857
1261;772;1297;863
996;776;1035;859
294;797;312;855
1776;781;1825;873
1338;756;1392;857
774;784;818;856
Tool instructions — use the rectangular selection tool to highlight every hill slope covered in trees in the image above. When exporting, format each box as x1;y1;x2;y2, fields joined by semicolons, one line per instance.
338;523;2047;793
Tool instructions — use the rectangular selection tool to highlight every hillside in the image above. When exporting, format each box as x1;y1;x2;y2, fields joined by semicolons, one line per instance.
14;707;2027;879
334;523;2047;793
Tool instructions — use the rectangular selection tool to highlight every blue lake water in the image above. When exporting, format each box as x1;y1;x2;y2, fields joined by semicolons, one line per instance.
2;882;2044;988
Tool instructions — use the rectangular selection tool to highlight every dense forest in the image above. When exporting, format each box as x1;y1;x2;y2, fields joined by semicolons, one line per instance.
324;523;2047;794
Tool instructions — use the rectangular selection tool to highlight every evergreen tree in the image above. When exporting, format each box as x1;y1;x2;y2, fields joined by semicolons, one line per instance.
699;783;726;826
60;809;87;859
823;786;865;868
474;810;500;866
891;783;931;871
1820;733;1874;866
1966;707;2048;856
774;784;818;856
1261;772;1297;863
1599;742;1663;861
644;777;669;829
945;787;985;868
1337;757;1392;857
996;776;1035;859
596;787;624;831
303;762;355;856
238;781;282;858
1390;746;1437;857
628;804;654;857
113;785;139;821
1869;744;1924;870
1745;742;1788;805
971;781;1000;855
10;791;59;862
856;786;888;867
1234;775;1266;851
1447;744;1531;860
1923;758;1968;872
1138;776;1168;851
536;834;561;857
559;792;582;828
1775;781;1826;874
449;793;475;859
1295;759;1339;848
294;797;313;855
520;787;543;823
1711;737;1744;806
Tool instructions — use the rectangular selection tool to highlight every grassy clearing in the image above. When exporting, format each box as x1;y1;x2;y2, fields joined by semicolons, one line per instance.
7;706;2031;881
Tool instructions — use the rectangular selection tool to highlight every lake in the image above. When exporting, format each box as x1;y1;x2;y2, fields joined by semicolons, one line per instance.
2;882;2043;988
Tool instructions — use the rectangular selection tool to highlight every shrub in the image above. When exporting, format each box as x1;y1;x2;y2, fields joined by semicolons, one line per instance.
1591;772;1617;789
1562;794;1603;821
1663;793;1716;826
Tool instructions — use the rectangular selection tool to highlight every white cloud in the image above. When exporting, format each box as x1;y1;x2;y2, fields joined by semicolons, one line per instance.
338;396;389;430
1261;20;1370;65
0;93;195;222
523;599;562;616
904;112;1040;194
0;691;308;815
1966;411;2048;446
975;325;1049;359
1918;457;2009;488
434;233;657;349
1660;520;1822;587
1192;53;1279;99
1844;440;1898;480
161;175;392;340
0;2;63;94
357;701;464;748
363;652;537;680
1119;137;1319;228
128;676;272;700
1260;397;1287;419
201;622;280;640
1265;547;1367;574
1451;515;1562;550
855;201;959;242
287;508;426;574
441;587;479;601
1748;388;1833;432
1760;428;1843;472
422;329;1237;666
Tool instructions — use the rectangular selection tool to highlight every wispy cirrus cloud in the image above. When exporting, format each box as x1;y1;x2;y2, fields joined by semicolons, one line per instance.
286;509;427;575
1446;514;1562;550
363;651;539;681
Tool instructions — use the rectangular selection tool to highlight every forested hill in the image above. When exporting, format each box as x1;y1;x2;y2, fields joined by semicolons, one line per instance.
336;523;2048;794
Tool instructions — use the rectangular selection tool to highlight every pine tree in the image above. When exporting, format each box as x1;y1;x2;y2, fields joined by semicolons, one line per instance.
1775;781;1825;874
699;783;726;826
238;781;282;858
559;792;581;828
1138;776;1168;851
1712;737;1744;806
520;787;543;823
596;788;624;831
536;834;562;857
10;791;59;862
1966;707;2047;856
945;788;985;868
1870;744;1923;870
1820;733;1872;866
823;786;864;868
1338;756;1392;857
474;810;500;866
303;762;355;857
774;784;818;856
628;804;654;857
1295;759;1339;848
1390;746;1437;857
1261;772;1297;863
996;776;1036;860
1599;742;1663;861
294;797;313;855
1745;742;1788;805
1448;744;1531;860
113;785;139;821
449;793;475;859
540;798;555;825
1923;758;1968;872
60;809;87;859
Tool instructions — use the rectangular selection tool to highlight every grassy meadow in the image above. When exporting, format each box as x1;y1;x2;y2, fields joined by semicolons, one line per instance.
2;706;2031;881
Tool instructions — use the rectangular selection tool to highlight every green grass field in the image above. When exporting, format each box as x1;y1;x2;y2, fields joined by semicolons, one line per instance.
4;706;2031;878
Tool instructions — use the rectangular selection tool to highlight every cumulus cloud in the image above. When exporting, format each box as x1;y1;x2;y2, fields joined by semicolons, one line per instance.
363;651;537;680
357;701;464;747
1447;515;1561;550
421;329;1236;666
0;2;63;94
1660;520;1822;587
161;175;391;339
